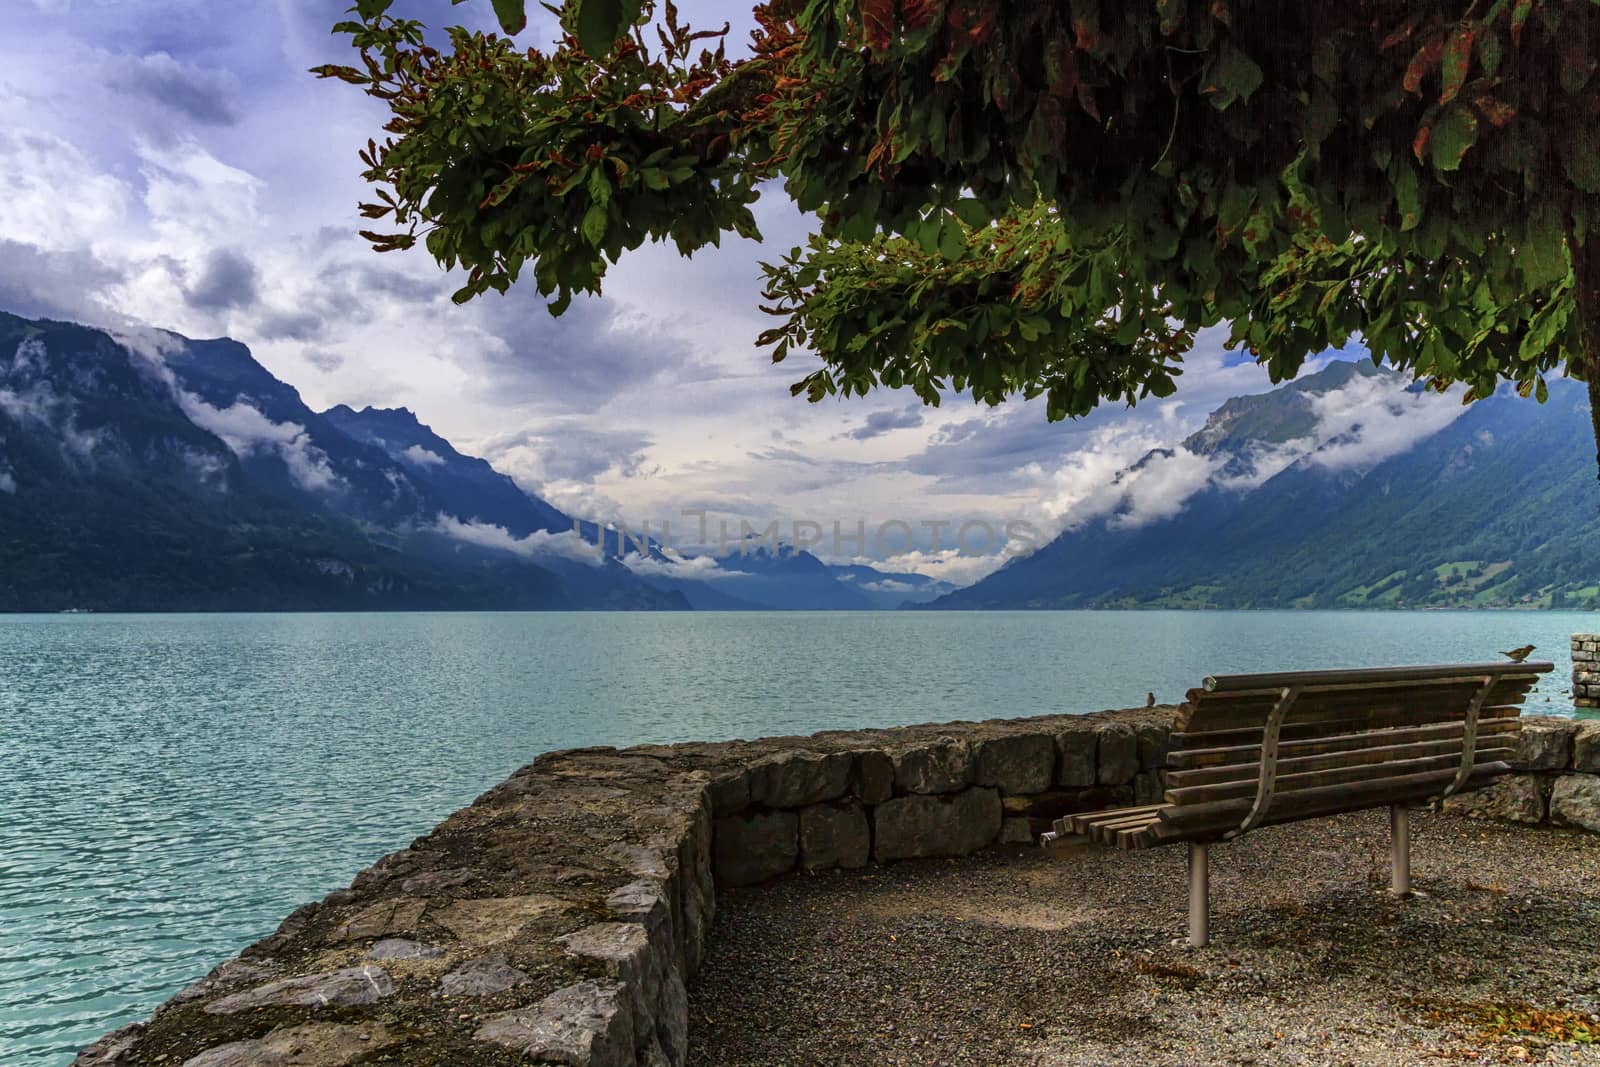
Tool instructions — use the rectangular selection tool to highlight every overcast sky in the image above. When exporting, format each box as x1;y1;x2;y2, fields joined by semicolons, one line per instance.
1;0;1394;582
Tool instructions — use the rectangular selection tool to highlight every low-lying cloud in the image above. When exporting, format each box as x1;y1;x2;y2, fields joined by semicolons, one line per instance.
178;394;341;493
432;515;604;566
1039;366;1467;536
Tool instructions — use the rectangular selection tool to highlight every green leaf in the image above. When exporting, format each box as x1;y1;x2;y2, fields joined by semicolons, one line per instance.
582;202;609;247
1394;162;1422;231
938;216;966;260
1521;205;1569;289
575;0;623;57
1439;26;1474;104
1205;44;1264;109
489;0;526;34
952;198;990;228
354;0;392;19
1429;105;1478;171
1562;136;1600;193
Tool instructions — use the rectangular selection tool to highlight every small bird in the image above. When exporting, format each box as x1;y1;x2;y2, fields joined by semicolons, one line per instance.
1501;644;1536;663
1146;692;1157;707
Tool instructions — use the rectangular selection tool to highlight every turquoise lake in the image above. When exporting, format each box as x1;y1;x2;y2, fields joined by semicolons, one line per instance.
2;609;1593;1064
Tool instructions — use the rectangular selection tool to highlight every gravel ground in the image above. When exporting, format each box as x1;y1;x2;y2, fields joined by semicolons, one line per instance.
687;811;1600;1066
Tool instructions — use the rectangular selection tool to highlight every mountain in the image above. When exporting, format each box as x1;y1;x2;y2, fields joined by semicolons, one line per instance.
0;312;685;611
934;360;1600;611
0;310;942;613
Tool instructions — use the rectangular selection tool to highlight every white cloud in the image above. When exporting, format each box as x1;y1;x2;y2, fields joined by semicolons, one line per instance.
432;515;604;566
860;578;916;593
1304;374;1467;471
863;549;1012;587
619;550;750;581
402;444;446;467
177;394;341;493
0;466;14;493
1032;367;1465;537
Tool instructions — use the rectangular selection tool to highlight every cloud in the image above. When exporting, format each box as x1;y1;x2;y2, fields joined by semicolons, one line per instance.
842;405;925;440
184;247;259;312
863;548;1012;587
402;444;445;467
103;51;240;127
0;467;14;493
431;515;604;566
619;550;751;581
177;393;341;492
0;240;129;325
1034;365;1467;536
465;285;722;412
473;421;655;508
1304;373;1467;471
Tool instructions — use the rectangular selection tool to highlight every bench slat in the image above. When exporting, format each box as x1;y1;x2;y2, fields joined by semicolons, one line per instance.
1200;661;1553;692
1169;705;1523;753
1165;733;1511;788
1163;746;1515;806
1152;762;1510;840
1176;680;1535;735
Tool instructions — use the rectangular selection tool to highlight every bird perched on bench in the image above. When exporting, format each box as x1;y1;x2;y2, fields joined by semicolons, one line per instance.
1500;644;1536;663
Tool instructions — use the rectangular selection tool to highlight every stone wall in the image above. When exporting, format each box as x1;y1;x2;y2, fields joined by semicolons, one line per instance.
74;706;1171;1067
1574;633;1600;709
75;706;1596;1067
1442;715;1600;832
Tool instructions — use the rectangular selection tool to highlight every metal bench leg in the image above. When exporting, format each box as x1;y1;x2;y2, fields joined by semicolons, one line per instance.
1390;805;1411;897
1188;842;1209;948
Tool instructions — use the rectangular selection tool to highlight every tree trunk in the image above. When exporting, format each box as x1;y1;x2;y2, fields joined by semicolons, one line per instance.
1576;234;1600;484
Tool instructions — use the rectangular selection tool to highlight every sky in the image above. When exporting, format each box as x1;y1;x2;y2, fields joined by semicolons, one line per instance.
0;0;1443;584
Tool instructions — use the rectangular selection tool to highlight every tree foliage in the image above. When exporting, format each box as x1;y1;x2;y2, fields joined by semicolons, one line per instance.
316;0;1600;474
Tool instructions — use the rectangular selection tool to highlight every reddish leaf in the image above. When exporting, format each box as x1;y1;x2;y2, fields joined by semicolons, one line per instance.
899;0;944;33
1380;13;1422;51
1439;26;1475;104
862;0;894;53
1510;0;1532;46
1403;34;1445;95
1412;122;1433;161
1074;17;1099;52
1473;94;1517;126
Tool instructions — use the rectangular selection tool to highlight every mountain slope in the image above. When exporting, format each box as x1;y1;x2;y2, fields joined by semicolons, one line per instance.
935;362;1600;610
0;313;682;611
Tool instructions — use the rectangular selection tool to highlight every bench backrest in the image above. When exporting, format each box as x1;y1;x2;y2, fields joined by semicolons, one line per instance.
1156;661;1553;842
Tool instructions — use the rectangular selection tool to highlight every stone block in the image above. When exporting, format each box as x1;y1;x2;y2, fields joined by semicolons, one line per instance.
707;770;750;815
799;801;870;870
203;967;395;1015
972;731;1055;794
854;750;895;804
1135;722;1170;772
1133;769;1166;806
183;1024;400;1067
476;981;635;1067
1516;718;1575;771
873;787;1002;862
1000;816;1035;844
1096;723;1140;786
892;737;974;794
1549;774;1600;833
748;750;852;808
1574;722;1600;774
1054;722;1098;787
1442;774;1547;825
1001;786;1134;821
440;956;530;996
712;810;798;886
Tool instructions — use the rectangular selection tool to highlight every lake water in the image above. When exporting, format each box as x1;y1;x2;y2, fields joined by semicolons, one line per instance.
1;609;1592;1064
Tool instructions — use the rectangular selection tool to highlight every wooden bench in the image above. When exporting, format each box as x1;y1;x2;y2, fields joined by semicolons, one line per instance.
1043;661;1553;947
